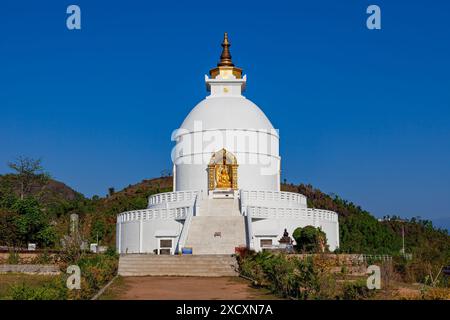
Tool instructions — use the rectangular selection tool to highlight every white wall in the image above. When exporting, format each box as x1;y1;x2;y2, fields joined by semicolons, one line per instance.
119;221;139;254
175;161;280;192
141;219;183;253
173;128;280;192
117;219;184;254
251;217;339;252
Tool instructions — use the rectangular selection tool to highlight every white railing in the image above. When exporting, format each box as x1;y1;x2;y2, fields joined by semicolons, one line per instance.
361;254;393;262
148;190;198;207
240;190;307;207
117;206;191;223
245;207;254;250
244;206;338;222
175;194;198;253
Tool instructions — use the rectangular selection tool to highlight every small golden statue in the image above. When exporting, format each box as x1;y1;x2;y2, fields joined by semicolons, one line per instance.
208;148;238;190
216;164;231;188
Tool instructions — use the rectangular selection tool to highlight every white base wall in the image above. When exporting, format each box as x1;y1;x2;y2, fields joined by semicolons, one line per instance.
116;189;340;254
251;217;339;252
118;219;184;254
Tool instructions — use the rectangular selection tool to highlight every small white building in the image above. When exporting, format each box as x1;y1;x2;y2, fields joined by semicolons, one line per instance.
116;34;339;255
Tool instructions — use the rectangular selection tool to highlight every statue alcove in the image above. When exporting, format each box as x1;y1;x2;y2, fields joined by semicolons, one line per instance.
208;148;238;190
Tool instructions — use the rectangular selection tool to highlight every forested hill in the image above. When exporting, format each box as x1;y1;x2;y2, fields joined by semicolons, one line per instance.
281;182;449;262
0;174;83;202
0;173;448;266
0;173;84;216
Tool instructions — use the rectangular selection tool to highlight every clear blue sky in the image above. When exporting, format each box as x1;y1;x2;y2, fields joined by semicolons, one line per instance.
1;1;449;228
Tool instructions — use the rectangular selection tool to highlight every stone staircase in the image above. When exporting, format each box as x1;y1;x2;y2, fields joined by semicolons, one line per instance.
197;197;241;216
184;198;246;254
118;254;238;277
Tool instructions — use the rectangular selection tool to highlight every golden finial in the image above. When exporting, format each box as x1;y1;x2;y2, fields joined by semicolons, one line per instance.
209;33;242;79
218;33;234;67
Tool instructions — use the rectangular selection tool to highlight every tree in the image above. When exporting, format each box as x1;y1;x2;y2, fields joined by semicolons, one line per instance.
91;218;106;243
0;209;19;246
7;156;49;200
293;226;328;253
11;197;57;248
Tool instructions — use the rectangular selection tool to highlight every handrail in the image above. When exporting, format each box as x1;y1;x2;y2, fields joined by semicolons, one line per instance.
117;206;190;222
175;194;197;253
240;190;307;206
245;207;254;250
148;190;198;207
244;206;338;222
239;190;254;250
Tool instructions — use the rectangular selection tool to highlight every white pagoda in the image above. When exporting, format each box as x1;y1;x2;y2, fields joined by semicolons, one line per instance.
116;34;339;255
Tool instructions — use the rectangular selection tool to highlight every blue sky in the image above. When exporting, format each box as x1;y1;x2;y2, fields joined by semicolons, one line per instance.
1;1;449;229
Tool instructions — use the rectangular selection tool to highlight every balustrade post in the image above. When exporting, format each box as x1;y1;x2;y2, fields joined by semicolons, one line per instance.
117;215;122;254
139;212;143;253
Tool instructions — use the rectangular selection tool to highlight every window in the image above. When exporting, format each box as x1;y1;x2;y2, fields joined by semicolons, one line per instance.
159;239;172;255
260;239;273;247
160;239;172;248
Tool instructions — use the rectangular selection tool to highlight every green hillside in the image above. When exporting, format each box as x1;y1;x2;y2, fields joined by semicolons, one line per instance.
0;173;173;247
281;182;449;269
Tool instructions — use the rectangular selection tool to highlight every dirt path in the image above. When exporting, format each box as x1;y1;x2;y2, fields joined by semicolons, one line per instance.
102;276;279;300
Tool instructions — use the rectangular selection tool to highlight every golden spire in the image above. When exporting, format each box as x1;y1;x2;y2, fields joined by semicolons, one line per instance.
210;33;242;79
217;33;234;67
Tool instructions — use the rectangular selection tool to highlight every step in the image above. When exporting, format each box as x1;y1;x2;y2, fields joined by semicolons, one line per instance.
119;265;237;270
119;254;234;258
119;267;236;272
119;257;236;261
119;258;236;263
119;272;237;277
118;254;239;277
184;215;246;255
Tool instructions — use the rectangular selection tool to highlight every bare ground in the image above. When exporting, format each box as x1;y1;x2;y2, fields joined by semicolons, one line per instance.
100;276;280;300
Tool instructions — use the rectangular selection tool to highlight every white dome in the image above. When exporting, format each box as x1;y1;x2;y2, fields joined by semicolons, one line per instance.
180;96;276;134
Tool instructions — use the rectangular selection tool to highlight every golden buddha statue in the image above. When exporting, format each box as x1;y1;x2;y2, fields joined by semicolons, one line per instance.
215;164;232;188
208;148;238;190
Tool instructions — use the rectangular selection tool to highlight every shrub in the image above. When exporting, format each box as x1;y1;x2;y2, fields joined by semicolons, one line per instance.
259;253;298;297
7;250;20;264
32;250;53;264
341;280;374;300
76;253;118;297
237;250;266;286
293;226;328;253
235;247;254;260
421;287;450;300
237;251;326;299
10;277;67;300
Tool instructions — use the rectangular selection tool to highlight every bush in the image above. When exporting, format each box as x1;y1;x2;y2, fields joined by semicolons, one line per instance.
237;250;266;286
7;250;20;264
32;250;53;264
421;287;450;300
293;226;328;253
258;253;298;297
341;280;374;300
237;251;324;299
105;246;118;258
10;277;67;300
292;257;321;299
74;253;118;298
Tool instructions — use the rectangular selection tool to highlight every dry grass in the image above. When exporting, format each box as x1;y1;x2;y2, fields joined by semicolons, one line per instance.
0;273;58;299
